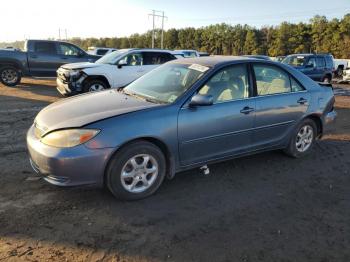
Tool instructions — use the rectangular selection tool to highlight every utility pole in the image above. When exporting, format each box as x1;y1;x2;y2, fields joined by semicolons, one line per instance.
161;11;165;49
148;10;167;49
152;10;155;48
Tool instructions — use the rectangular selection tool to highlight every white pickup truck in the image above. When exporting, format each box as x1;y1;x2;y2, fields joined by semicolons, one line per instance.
56;48;177;96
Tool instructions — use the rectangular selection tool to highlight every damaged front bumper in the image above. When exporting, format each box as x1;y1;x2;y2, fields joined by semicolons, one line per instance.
56;69;87;96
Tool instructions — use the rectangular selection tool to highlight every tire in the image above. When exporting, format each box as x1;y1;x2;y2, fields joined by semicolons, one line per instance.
106;140;166;200
0;66;21;87
322;75;331;84
284;118;317;158
83;79;107;93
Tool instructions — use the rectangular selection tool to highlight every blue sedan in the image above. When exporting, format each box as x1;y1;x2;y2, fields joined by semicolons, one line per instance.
27;57;336;200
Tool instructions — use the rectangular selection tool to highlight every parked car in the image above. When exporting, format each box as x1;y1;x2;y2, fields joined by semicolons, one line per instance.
176;50;200;58
282;53;334;83
170;51;185;59
87;47;117;57
56;48;177;96
0;40;99;87
199;52;210;57
27;56;336;200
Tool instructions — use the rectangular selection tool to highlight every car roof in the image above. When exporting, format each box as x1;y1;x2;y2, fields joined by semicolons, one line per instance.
170;56;266;67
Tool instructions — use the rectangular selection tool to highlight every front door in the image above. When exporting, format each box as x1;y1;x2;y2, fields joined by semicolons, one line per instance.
57;42;91;67
178;64;255;166
114;52;145;87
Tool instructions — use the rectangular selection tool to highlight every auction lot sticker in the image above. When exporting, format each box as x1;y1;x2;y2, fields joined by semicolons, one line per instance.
189;64;209;73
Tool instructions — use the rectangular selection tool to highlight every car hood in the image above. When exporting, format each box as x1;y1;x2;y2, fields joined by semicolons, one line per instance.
34;90;160;135
61;62;101;70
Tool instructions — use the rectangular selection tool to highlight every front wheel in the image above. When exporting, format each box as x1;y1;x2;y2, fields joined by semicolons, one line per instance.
284;119;317;158
106;141;166;200
0;66;21;87
83;79;107;93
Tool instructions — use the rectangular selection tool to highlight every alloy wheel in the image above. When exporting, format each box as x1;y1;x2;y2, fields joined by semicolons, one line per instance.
1;69;18;84
295;125;314;152
120;154;159;193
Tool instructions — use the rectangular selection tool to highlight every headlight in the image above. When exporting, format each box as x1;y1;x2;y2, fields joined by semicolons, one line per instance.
41;129;100;148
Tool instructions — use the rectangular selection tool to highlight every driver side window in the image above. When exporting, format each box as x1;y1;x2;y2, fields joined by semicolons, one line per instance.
198;64;249;103
59;43;81;56
119;53;143;66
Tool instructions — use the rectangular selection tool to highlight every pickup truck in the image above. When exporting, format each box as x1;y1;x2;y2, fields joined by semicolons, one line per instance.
0;39;99;87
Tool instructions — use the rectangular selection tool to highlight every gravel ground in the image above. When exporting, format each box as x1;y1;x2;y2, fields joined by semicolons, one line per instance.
0;78;349;262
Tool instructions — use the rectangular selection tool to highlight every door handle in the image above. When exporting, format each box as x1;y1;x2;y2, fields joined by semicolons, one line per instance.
240;106;254;114
137;69;145;73
30;55;38;59
297;98;308;104
61;57;68;60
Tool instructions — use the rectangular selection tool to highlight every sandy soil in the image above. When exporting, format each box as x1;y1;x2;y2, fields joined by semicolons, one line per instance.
0;78;349;262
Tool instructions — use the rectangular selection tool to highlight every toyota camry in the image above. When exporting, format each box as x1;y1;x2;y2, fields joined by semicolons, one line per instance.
27;57;336;200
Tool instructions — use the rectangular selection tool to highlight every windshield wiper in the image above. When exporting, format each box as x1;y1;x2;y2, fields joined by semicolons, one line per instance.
122;90;165;104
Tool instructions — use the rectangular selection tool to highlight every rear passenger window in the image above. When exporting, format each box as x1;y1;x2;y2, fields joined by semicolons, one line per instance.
143;52;174;65
253;64;291;95
34;42;57;54
198;64;249;103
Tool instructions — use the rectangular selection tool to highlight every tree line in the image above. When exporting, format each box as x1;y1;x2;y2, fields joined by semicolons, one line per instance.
1;14;350;58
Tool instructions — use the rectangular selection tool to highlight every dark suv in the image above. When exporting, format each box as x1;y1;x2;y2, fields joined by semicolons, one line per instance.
282;54;334;83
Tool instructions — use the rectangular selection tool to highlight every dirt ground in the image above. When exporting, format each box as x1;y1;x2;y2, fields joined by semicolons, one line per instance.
0;78;349;262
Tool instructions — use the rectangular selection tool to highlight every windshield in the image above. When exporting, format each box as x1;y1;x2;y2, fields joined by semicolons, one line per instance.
282;55;306;66
95;49;129;64
123;63;209;104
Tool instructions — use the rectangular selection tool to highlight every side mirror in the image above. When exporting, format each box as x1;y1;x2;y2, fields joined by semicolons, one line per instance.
117;60;127;69
189;94;213;107
305;64;314;69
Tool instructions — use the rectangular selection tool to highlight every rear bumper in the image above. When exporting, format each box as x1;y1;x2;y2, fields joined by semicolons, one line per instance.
27;125;114;187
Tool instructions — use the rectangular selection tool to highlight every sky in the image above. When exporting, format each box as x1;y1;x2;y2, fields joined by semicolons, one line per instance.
1;0;349;42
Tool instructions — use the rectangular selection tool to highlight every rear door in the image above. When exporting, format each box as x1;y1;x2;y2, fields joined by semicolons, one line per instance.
27;41;60;76
178;63;255;166
251;63;311;148
303;56;318;80
316;56;326;81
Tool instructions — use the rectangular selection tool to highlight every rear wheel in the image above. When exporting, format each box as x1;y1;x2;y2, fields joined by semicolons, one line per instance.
106;141;166;200
83;79;107;93
0;66;21;87
284;118;317;158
